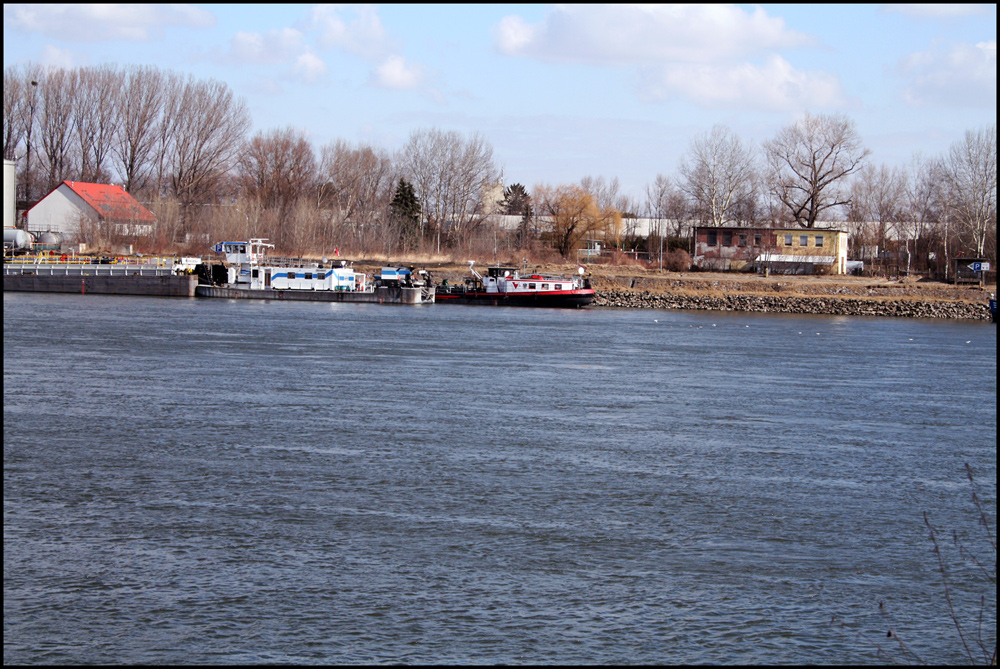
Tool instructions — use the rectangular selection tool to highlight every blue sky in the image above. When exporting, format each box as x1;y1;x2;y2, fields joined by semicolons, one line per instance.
4;3;996;203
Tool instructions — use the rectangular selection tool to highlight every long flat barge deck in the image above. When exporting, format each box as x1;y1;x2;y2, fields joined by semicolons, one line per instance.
4;253;431;304
4;257;199;297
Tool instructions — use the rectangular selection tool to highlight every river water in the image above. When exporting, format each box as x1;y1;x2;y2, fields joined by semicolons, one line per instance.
3;292;996;665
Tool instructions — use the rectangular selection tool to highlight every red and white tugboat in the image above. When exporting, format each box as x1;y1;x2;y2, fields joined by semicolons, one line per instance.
435;262;595;308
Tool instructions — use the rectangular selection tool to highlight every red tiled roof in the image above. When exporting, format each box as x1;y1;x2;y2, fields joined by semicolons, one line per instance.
60;181;156;222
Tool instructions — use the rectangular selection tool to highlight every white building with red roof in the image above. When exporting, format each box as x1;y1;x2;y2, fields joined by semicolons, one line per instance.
26;181;155;239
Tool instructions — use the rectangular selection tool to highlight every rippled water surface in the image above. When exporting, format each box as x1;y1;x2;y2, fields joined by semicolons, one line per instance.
4;292;996;664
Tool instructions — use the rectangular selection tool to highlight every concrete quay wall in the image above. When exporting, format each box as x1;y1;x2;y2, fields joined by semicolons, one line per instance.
4;274;199;297
595;290;992;320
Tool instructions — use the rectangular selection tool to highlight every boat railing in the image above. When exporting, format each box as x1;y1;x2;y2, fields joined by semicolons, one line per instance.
259;255;343;269
4;254;183;267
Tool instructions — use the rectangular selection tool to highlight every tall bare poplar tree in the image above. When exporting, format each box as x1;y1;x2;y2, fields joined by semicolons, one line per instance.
36;67;77;193
7;64;44;202
74;65;121;183
943;125;996;259
166;77;250;233
678;124;758;227
764;112;870;228
115;65;167;194
3;68;24;161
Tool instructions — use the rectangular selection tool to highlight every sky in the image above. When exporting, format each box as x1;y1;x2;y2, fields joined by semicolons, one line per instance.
3;3;996;204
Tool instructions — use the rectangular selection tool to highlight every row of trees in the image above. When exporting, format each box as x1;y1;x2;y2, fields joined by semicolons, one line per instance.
4;63;250;234
4;62;996;269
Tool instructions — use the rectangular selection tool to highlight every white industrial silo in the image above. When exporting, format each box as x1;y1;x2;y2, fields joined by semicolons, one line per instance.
3;159;34;249
3;159;15;229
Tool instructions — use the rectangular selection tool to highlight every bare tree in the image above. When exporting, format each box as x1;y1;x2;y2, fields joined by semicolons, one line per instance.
3;63;44;203
729;169;766;227
942;125;996;259
764;112;870;228
74;65;121;184
165;76;250;235
580;174;628;212
239;127;316;212
580;175;629;250
3;68;24;161
848;162;908;273
317;139;396;253
644;174;687;269
398;128;498;253
902;154;945;274
238;127;317;251
114;65;169;194
151;72;187;197
36;67;77;193
645;173;689;238
678;124;758;227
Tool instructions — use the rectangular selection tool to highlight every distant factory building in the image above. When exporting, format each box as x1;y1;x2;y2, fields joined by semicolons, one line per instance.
26;181;155;240
693;226;850;275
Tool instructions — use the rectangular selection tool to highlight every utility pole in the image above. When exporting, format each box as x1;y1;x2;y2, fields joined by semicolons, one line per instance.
658;219;663;273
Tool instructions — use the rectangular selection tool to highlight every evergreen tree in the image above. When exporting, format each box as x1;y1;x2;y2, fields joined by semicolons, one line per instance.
390;178;421;243
501;183;531;216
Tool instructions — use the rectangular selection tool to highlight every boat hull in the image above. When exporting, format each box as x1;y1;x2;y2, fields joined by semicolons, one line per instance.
4;273;199;297
196;284;434;304
435;289;594;308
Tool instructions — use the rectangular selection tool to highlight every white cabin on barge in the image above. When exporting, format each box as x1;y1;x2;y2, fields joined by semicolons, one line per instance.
474;262;587;295
211;239;368;292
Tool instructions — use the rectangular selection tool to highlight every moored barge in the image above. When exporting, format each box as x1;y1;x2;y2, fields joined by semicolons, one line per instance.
3;254;200;296
435;262;594;308
195;239;434;305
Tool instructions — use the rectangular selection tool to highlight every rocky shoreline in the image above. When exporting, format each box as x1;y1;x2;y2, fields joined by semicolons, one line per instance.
385;262;994;320
594;289;992;320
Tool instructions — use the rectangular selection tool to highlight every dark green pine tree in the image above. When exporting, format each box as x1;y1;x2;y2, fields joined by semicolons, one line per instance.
501;183;531;216
390;179;421;243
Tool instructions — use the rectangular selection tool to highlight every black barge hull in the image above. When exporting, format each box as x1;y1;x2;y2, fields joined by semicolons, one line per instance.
4;273;199;297
435;290;594;308
196;284;434;304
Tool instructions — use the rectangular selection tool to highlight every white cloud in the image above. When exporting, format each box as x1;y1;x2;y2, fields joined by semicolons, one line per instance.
493;15;540;56
639;55;847;111
293;52;328;84
217;27;327;86
310;4;395;61
493;4;841;112
307;5;431;94
3;3;215;41
883;4;990;19
493;4;813;64
899;40;997;107
38;44;77;69
371;55;423;90
228;28;305;65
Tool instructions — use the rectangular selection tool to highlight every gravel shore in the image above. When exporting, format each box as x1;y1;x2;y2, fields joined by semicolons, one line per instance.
589;272;994;320
593;289;991;320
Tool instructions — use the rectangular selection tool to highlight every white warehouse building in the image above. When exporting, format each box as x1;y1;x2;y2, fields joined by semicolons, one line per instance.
26;181;155;240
